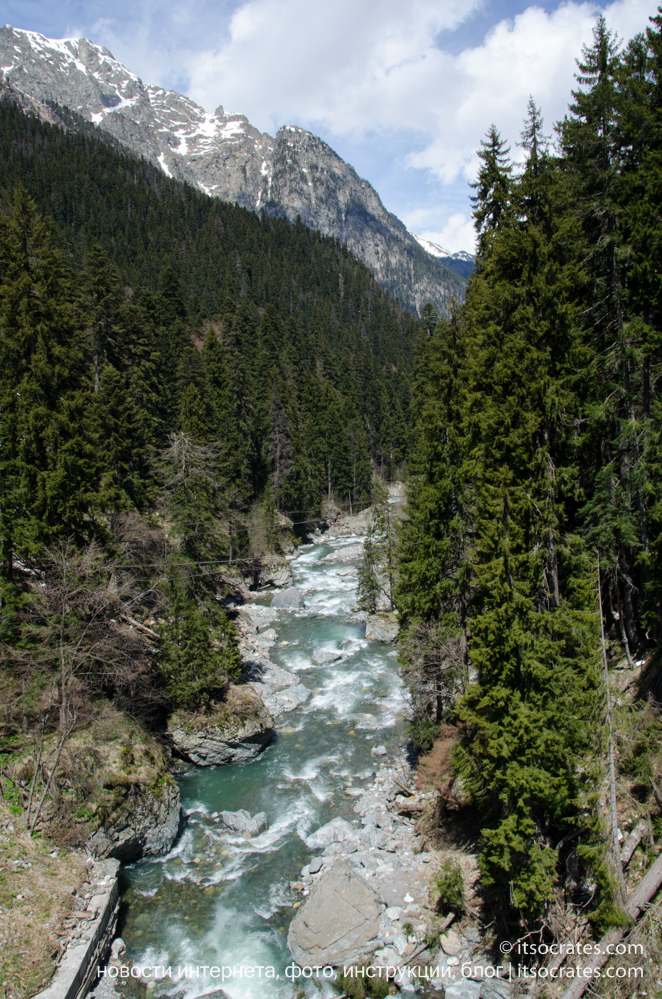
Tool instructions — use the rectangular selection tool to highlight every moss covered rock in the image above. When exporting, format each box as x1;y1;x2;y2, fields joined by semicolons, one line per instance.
166;684;274;765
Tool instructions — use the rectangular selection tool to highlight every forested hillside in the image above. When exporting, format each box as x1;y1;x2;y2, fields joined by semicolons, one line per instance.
397;12;662;941
0;98;416;511
0;97;417;733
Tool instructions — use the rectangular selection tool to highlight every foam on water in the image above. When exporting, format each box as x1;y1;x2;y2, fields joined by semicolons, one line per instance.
120;534;409;999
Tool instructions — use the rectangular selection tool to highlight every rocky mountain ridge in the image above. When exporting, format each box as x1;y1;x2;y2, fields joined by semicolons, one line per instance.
413;234;476;281
0;24;465;315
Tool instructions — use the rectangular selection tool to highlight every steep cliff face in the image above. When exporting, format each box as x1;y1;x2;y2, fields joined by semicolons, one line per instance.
0;24;464;315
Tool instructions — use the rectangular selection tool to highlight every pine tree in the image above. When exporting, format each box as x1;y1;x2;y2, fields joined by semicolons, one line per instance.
561;17;648;656
470;125;513;254
450;111;600;918
95;365;152;518
0;189;101;588
157;577;241;711
82;245;125;392
357;481;396;612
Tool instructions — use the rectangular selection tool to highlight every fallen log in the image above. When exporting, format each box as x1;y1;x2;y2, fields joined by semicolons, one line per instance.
620;819;649;868
120;614;159;639
396;799;426;816
558;851;662;999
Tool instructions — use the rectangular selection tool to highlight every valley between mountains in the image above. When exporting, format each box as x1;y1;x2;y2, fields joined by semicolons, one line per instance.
2;9;662;999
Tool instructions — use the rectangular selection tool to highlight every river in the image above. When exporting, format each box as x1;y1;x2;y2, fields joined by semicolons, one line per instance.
119;534;410;999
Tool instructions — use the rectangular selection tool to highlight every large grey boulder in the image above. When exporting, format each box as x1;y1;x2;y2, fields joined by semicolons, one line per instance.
311;648;342;665
288;861;384;967
271;587;305;609
365;613;399;643
305;817;356;850
360;825;389;849
256;555;293;589
444;983;483;999
167;685;274;766
220;809;268;836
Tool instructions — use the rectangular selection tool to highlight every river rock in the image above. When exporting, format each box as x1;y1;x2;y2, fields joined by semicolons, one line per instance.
166;685;274;766
256;555;293;589
444;982;483;999
87;775;182;863
220;809;268;836
480;980;513;999
360;825;389;849
365;613;399;643
311;648;342;665
247;661;310;716
271;587;305;609
440;928;462;956
287;860;384;967
305;817;356;849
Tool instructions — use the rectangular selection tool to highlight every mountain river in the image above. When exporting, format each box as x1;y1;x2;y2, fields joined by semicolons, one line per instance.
118;534;410;999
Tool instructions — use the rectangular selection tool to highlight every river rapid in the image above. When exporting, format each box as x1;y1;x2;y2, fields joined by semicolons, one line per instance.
119;534;411;999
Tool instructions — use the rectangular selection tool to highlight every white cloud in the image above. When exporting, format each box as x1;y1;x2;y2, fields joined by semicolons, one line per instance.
409;213;477;255
185;0;483;123
182;0;657;183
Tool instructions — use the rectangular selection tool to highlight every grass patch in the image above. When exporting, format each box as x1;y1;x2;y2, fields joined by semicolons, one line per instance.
0;798;86;999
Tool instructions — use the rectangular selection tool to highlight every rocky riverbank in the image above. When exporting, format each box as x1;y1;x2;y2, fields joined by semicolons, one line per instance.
287;747;508;998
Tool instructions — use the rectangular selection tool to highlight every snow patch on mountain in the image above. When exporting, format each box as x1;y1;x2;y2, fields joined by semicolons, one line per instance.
413;234;475;264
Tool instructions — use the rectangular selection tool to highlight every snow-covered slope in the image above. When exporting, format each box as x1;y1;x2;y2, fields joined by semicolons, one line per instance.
0;24;466;315
413;235;475;280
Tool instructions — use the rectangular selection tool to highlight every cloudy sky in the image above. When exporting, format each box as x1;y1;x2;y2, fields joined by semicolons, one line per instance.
3;0;658;251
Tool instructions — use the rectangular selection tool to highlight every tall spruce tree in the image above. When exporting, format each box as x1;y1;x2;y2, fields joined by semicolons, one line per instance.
450;113;599;918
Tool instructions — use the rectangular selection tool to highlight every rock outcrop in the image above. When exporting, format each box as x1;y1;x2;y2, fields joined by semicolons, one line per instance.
254;555;293;589
167;685;274;765
12;701;183;863
365;613;399;643
87;776;181;863
287;860;384;967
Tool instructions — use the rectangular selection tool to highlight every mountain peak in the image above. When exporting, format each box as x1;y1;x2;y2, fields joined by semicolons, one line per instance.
0;23;465;314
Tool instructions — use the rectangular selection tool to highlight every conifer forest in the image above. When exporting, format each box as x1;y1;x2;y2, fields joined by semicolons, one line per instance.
3;8;662;994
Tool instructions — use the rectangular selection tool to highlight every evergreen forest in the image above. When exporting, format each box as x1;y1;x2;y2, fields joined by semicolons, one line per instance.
396;11;662;940
0;96;418;715
3;6;662;983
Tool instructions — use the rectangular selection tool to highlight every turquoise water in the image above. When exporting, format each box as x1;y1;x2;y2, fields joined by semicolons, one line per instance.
119;537;409;999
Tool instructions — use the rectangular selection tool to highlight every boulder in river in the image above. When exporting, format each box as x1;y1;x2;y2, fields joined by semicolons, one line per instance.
167;685;274;766
255;555;293;589
306;817;356;850
288;860;384;967
220;809;268;836
271;587;305;609
311;648;342;665
365;613;399;643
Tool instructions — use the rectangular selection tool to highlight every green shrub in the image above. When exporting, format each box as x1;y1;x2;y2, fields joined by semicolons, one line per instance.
408;715;441;755
336;967;393;998
435;859;464;914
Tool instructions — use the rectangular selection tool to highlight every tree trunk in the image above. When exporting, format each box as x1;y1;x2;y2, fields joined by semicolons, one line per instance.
558;851;662;999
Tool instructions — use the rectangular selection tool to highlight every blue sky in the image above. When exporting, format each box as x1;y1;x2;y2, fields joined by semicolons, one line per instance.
2;0;658;251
